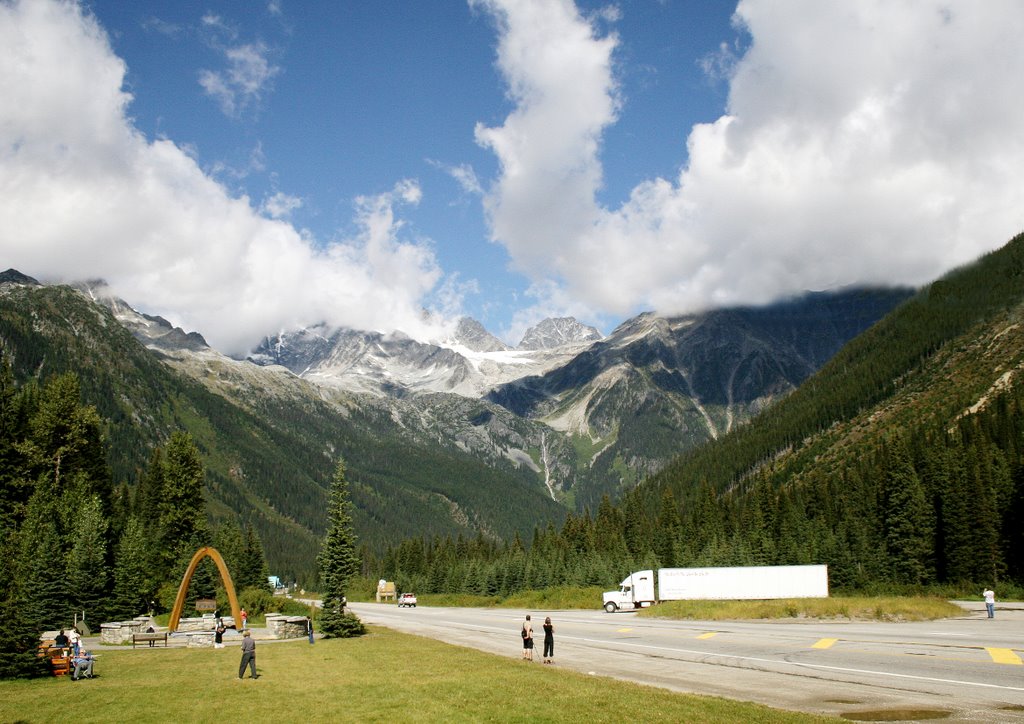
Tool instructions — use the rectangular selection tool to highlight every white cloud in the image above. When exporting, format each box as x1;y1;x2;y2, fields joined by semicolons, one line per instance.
261;191;302;219
199;41;280;117
475;0;1024;320
431;160;484;197
472;0;619;279
0;0;451;354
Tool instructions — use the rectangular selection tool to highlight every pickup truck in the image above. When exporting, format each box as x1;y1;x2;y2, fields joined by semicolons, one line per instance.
397;592;417;607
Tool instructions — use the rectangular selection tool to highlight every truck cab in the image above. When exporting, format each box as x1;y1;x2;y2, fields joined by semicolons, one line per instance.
602;570;656;612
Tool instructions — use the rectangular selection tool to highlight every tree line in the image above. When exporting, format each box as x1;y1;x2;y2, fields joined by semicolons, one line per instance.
0;365;272;678
372;379;1024;598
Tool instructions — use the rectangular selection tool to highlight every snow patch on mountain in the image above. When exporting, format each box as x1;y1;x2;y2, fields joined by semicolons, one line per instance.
248;316;603;399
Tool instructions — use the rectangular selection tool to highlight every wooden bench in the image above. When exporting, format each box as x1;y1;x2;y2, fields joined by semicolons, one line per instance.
132;632;168;648
38;643;72;676
50;653;72;676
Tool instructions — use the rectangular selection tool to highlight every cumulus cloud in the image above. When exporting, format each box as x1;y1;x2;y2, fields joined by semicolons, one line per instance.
475;0;1024;319
0;0;450;354
472;0;619;279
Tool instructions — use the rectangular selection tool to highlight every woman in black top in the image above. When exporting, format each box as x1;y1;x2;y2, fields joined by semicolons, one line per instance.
542;616;554;664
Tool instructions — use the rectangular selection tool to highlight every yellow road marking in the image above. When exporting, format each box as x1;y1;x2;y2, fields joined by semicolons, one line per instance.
617;628;632;633
696;632;718;640
986;648;1022;665
812;638;838;649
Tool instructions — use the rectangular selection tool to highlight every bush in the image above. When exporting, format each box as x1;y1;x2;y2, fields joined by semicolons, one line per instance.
238;587;275;616
318;603;366;638
273;597;314;617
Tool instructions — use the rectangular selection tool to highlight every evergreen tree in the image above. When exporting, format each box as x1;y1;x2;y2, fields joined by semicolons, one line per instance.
238;524;271;592
65;495;110;625
316;460;365;638
212;519;246;584
17;490;69;629
654;488;683;568
881;439;934;585
111;517;152;619
157;432;208;573
0;595;48;679
135;447;165;531
0;359;32;535
19;373;110;510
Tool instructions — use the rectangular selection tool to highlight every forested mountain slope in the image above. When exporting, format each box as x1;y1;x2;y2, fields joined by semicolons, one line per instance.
630;232;1024;586
0;275;563;582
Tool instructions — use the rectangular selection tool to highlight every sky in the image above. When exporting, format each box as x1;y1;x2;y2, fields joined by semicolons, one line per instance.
3;0;1024;355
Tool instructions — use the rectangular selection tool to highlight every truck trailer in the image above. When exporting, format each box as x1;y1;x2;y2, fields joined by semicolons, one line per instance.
602;564;829;612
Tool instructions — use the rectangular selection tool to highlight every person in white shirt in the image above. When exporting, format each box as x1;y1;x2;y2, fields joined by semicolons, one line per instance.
983;588;995;619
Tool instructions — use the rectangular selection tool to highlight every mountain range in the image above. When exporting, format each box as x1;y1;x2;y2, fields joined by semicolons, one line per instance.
0;267;910;579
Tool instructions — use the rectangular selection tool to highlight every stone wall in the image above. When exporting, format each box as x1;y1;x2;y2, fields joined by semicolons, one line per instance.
186;632;215;648
176;614;217;632
100;620;145;645
265;614;309;639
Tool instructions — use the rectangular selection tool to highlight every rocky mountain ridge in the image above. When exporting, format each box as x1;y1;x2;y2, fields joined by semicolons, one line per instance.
66;273;911;510
246;315;601;398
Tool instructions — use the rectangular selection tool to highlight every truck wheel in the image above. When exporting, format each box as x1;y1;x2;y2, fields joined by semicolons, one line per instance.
604;602;617;613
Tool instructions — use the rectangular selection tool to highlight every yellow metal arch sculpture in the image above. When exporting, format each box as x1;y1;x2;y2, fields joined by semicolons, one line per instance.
168;546;243;633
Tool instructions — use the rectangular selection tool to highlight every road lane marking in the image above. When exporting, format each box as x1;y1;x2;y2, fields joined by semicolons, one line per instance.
617;628;632;633
697;632;717;640
562;635;1024;693
986;648;1022;665
354;607;1024;694
812;638;837;649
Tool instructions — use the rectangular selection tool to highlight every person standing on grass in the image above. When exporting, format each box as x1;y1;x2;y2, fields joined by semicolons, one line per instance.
521;614;534;661
54;629;69;650
238;630;258;679
983;587;996;619
542;616;554;664
215;619;226;649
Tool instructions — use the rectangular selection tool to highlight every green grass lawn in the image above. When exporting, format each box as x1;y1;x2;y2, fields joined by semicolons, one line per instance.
2;627;837;723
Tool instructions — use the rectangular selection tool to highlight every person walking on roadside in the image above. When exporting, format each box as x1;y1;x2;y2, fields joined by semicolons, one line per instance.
238;630;258;679
983;587;996;619
542;616;554;664
521;614;534;661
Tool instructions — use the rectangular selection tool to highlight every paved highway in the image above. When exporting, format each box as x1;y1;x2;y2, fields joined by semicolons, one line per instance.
348;601;1024;722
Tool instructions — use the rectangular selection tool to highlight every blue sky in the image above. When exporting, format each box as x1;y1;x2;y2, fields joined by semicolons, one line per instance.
3;1;1024;353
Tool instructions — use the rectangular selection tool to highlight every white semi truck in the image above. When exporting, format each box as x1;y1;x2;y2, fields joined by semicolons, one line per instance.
602;564;829;612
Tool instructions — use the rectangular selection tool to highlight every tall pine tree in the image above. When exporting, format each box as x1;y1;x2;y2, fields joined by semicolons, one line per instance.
881;439;935;585
158;431;208;574
316;459;364;638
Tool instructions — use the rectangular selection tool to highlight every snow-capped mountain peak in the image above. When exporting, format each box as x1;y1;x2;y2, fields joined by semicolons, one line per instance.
518;317;603;350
